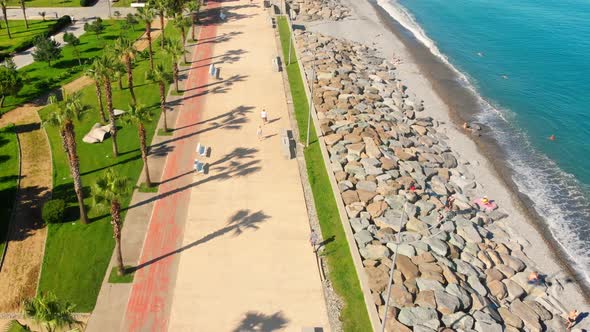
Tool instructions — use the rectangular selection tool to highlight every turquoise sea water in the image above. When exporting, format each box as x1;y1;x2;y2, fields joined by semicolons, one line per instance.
380;0;590;277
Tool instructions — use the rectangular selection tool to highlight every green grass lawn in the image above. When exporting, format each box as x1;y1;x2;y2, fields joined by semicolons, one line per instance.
7;0;78;7
0;125;19;257
0;20;56;55
278;16;372;331
112;0;133;8
0;20;144;116
37;24;178;312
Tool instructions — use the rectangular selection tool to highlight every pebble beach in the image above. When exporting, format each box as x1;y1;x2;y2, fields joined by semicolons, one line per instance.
285;0;590;330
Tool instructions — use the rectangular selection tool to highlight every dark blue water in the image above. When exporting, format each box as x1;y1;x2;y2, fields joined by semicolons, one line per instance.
378;0;590;279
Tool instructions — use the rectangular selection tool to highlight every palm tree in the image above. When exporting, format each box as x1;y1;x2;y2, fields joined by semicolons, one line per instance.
19;0;29;29
114;37;138;105
187;1;200;41
91;169;130;275
172;14;191;63
146;63;172;132
96;52;120;157
86;60;107;123
150;0;168;48
163;37;185;93
123;104;153;186
45;90;89;224
135;8;155;70
23;292;79;332
0;1;11;39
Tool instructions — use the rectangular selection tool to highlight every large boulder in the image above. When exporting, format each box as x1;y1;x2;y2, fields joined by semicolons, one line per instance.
397;307;440;329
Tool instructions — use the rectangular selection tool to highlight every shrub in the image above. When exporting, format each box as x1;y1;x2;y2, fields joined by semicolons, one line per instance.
42;199;65;224
80;0;92;6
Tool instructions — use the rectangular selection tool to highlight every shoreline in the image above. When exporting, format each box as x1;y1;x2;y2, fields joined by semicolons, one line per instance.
364;0;590;304
299;0;590;326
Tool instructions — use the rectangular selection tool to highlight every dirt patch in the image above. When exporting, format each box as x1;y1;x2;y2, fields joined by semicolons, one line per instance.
0;107;51;312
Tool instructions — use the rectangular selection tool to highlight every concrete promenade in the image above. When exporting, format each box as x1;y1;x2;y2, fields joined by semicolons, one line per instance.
166;1;329;330
122;0;329;330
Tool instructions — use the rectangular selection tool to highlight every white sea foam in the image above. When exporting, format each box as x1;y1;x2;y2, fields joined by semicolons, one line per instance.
380;0;590;282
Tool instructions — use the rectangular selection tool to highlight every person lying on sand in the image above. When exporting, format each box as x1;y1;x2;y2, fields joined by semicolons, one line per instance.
528;271;541;285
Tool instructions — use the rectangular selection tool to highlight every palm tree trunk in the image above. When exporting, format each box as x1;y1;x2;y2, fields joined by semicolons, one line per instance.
59;129;70;160
20;3;29;29
191;13;196;41
146;22;154;70
104;80;119;157
2;6;11;39
65;122;88;224
159;82;167;132
0;95;4;108
118;76;123;90
111;200;125;275
95;80;107;123
181;28;187;63
159;13;165;48
125;56;136;105
139;124;151;186
173;63;179;93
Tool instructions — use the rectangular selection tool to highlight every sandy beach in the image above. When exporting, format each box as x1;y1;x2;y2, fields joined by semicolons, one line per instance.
292;0;590;329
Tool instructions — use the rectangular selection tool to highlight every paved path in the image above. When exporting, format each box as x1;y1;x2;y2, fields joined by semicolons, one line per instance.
123;0;329;330
6;0;135;20
0;106;51;312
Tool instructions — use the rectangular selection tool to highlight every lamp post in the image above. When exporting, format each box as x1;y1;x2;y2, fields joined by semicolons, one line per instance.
306;66;315;147
381;200;407;332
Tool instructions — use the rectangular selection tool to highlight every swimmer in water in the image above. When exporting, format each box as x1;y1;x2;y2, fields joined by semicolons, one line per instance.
502;75;509;79
549;134;555;141
477;52;484;57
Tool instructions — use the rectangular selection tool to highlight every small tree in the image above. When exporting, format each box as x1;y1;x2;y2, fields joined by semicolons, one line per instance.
0;60;23;108
163;37;185;93
125;13;138;32
114;37;138;105
136;7;155;70
23;292;80;332
188;1;200;41
123;104;153;186
86;60;108;123
91;169;130;275
172;14;191;63
63;32;82;66
84;17;105;40
146;63;172;131
32;36;62;67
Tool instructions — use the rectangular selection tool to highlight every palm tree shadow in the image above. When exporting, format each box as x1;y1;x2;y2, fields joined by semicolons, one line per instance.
232;311;290;332
130;208;270;272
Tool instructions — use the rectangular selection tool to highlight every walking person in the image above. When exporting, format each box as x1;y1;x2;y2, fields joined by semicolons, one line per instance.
257;124;263;141
309;229;319;253
260;109;268;124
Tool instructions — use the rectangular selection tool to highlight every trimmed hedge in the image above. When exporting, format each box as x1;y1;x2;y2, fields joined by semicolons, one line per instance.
42;199;65;225
0;16;72;61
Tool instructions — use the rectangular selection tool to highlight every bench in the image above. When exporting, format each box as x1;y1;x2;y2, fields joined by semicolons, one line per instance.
196;143;208;157
280;129;294;159
194;160;205;174
272;57;281;72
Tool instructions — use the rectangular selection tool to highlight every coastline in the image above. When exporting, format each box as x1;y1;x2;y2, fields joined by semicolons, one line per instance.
301;0;590;325
365;0;590;302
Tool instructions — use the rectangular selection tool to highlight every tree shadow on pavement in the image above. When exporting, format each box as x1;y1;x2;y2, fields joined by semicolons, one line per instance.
231;311;289;332
130;208;269;272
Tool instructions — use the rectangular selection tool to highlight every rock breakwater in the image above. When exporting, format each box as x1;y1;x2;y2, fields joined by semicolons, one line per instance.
294;29;574;331
286;0;350;21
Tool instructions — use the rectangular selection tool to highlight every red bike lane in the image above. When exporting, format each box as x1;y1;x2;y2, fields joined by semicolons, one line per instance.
123;2;221;330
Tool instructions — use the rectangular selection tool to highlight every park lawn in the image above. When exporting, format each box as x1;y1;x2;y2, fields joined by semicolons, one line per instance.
0;20;56;54
113;0;133;8
37;23;178;312
0;125;19;256
277;16;372;331
0;20;144;116
7;0;78;7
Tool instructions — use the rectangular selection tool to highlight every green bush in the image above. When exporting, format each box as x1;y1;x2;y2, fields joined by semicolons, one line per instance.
80;0;92;6
42;199;65;225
